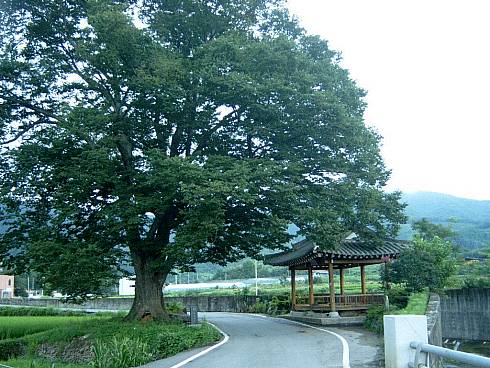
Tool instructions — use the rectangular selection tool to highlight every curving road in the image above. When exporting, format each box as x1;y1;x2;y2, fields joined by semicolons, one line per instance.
142;312;383;368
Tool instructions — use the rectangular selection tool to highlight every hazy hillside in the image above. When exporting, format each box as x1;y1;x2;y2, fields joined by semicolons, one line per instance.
400;192;490;248
402;192;490;224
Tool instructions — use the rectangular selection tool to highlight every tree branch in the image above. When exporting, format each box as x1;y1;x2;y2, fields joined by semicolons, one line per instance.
4;96;65;124
0;120;56;145
192;107;242;155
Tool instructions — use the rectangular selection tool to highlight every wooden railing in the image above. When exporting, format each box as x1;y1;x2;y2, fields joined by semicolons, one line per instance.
296;293;384;307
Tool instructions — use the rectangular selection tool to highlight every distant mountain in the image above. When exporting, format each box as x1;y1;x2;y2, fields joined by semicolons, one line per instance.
400;192;490;248
401;192;490;224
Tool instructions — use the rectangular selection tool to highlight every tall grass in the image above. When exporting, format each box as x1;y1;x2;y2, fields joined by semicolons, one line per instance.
90;337;153;368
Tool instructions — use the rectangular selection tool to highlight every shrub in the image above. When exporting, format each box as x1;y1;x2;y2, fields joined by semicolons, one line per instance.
247;301;268;314
463;276;490;288
386;285;410;309
267;295;290;315
0;339;27;360
364;305;385;335
152;324;220;359
165;302;186;314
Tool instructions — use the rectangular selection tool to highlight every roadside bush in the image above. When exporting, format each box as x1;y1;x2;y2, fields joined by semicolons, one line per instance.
247;301;268;314
267;295;290;315
0;339;27;360
153;324;220;358
386;285;410;309
463;275;490;289
165;302;186;314
90;336;153;368
364;305;385;335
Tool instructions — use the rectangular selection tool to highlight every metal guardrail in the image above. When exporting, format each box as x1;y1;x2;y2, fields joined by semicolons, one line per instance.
409;341;490;368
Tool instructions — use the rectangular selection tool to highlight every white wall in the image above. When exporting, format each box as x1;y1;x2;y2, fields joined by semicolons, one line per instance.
384;315;428;368
118;278;136;296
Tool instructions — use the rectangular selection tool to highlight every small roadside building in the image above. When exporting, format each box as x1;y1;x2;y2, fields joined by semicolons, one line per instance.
0;275;14;298
264;236;409;315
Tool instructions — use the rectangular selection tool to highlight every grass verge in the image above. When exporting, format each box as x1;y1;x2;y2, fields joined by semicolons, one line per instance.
0;312;220;368
394;291;429;315
364;290;430;334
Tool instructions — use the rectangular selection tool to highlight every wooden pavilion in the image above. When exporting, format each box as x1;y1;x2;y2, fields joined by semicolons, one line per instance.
264;236;410;314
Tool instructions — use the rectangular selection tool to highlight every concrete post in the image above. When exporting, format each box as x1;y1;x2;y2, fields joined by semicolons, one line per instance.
384;315;428;368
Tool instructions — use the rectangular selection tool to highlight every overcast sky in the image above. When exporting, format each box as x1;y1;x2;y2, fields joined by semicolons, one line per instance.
287;0;490;200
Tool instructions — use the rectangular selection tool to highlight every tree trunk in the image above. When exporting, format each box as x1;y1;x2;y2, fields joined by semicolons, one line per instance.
124;250;169;321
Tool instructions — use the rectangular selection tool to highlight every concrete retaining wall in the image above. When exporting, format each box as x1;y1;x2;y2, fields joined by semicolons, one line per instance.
0;295;262;313
440;288;490;341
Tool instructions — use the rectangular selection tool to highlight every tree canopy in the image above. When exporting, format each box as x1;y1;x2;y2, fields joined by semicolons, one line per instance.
389;236;457;292
0;0;406;319
412;218;456;241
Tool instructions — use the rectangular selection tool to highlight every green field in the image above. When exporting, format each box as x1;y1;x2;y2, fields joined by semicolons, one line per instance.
0;316;95;340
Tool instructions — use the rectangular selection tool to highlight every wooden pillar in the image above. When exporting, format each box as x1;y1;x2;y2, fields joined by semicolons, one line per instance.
339;268;345;296
308;266;314;307
328;259;336;312
360;264;366;295
290;268;296;310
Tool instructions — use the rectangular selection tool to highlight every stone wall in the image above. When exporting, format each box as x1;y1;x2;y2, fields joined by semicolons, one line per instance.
0;295;262;313
440;288;490;341
426;293;443;367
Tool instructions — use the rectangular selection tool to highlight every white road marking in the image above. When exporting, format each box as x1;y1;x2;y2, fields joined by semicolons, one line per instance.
168;322;229;368
281;318;351;368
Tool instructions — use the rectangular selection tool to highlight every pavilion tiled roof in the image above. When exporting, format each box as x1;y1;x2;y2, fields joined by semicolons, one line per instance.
264;238;410;267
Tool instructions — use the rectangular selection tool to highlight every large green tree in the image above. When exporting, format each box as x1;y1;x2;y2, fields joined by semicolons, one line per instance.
0;0;405;320
389;236;457;292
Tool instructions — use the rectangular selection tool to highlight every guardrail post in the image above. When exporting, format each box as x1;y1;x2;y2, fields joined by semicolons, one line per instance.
384;315;428;368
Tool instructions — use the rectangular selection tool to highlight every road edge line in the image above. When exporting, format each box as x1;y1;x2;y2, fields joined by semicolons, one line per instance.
168;322;229;368
244;313;350;368
284;318;350;368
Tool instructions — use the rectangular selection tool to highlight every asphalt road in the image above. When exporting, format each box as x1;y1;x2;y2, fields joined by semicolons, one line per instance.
143;312;352;368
